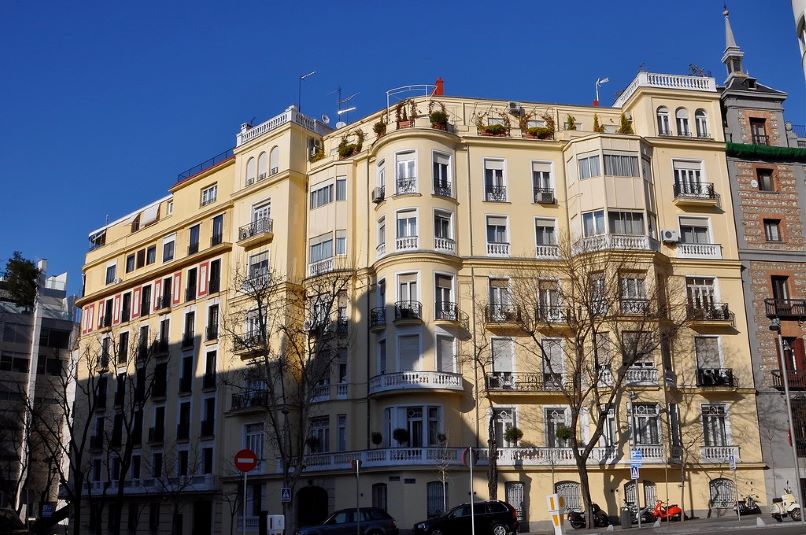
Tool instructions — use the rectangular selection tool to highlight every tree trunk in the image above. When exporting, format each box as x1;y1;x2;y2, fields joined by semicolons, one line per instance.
680;460;686;522
487;415;498;500
72;496;82;535
577;458;594;529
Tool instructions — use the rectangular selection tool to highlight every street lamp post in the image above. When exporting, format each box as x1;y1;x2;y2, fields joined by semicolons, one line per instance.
771;317;806;524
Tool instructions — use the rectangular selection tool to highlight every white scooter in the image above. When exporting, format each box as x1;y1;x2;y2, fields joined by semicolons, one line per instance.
771;487;801;522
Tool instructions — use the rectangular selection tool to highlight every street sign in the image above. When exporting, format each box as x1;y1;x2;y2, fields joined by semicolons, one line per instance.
351;459;363;471
728;455;737;471
462;447;477;466
631;449;643;464
280;487;291;503
630;464;640;480
234;448;258;473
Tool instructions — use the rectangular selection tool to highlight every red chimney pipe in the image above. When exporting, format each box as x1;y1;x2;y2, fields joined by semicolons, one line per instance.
434;77;444;96
592;99;600;107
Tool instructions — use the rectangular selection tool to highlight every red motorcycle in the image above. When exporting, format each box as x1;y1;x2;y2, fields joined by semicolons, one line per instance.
646;500;683;521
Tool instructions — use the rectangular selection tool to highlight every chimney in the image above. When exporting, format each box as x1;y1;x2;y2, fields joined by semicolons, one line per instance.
434;78;444;96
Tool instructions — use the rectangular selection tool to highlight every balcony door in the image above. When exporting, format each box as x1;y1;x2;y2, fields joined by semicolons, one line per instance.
686;277;715;309
398;334;421;372
673;161;703;194
701;404;728;447
435;274;453;311
679;217;710;244
632;404;661;445
493;408;516;447
491;338;514;383
398;274;418;305
252;202;270;226
545;407;569;448
489;279;511;307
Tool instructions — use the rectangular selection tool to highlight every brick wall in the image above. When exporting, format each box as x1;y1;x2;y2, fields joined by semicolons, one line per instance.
733;161;805;250
735;109;784;145
749;260;806;388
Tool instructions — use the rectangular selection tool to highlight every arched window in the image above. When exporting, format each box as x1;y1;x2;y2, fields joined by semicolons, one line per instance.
426;481;448;518
675;108;690;136
372;483;387;512
257;152;268;180
643;480;657;507
246;157;256;185
695;109;708;138
656;106;670;136
270;146;279;174
555;481;581;512
709;478;736;509
624;481;637;506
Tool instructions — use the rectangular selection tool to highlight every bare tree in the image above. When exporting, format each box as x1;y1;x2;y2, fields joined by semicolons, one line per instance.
149;444;202;534
478;241;689;527
219;480;243;535
223;264;353;534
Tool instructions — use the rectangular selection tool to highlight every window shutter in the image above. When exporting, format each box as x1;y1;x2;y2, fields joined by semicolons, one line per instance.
198;262;209;297
679;217;707;227
153;280;162;309
485;159;504;171
113;295;121;324
532;162;551;173
488;216;507;227
399;335;420;371
492;339;514;372
490;279;509;288
437;336;455;372
434;153;450;166
172;272;182;305
435;275;452;289
131;290;141;319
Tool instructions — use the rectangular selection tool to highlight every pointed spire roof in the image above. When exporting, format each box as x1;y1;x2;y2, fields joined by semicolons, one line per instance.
722;5;746;81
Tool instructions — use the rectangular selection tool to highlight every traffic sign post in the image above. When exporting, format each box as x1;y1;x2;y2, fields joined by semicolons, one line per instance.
630;464;640;480
629;456;642;529
234;449;259;535
352;459;363;535
280;488;291;503
464;447;476;535
729;455;739;522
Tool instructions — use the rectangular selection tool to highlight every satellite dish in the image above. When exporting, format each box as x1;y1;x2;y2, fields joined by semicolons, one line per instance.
321;114;331;125
335;121;347;129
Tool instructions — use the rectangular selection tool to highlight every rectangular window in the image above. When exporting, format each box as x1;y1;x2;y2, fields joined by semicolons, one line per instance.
335;230;347;255
141;285;151;316
162;234;175;262
309;416;330;453
673;160;703;195
772;276;789;301
695;336;721;369
702;404;728;447
337;415;347;452
126;254;135;273
603;154;640;177
399;333;420;372
578;154;601;179
608;211;644;235
582;210;605;237
535;218;556;245
244;423;264;462
434;210;452;239
396;210;417;238
545;407;569;447
377;339;387;375
486;216;508;244
336;177;347;201
750;118;768;145
484;159;506;201
433;152;451;193
396;152;417;194
532;162;552;200
146;245;156;265
436;335;455;372
764;219;782;242
136;249;146;269
248;251;269;280
189;224;200;254
310;183;335;209
203;447;214;474
632;403;661;445
309;234;334;263
491;338;514;375
757;169;775;192
377;217;386;250
679;217;710;244
201;184;217;206
106;264;117;285
377;160;386;188
398;273;418;303
211;214;224;245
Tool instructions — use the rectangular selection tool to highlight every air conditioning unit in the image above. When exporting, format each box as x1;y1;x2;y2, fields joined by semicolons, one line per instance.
113;277;123;284
537;191;555;204
371;187;385;203
270;167;279;175
661;229;680;243
507;101;523;115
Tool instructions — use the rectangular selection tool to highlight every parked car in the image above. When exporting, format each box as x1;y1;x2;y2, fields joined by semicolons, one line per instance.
297;507;399;535
0;508;26;535
414;500;520;535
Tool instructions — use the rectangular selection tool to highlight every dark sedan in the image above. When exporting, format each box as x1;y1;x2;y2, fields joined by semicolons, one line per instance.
298;507;398;535
414;500;520;535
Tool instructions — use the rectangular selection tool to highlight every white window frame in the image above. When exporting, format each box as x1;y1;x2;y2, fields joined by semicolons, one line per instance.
201;184;217;206
432;150;452;193
433;209;453;240
486;215;509;245
335;177;347;201
377;159;386;188
395;151;417;194
396;331;422;372
483;158;507;201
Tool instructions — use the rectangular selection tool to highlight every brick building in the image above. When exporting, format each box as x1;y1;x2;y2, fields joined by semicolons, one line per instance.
721;7;806;498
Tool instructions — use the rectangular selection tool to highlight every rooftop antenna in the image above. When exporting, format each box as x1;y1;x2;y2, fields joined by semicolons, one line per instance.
594;77;609;107
331;86;359;125
298;71;317;113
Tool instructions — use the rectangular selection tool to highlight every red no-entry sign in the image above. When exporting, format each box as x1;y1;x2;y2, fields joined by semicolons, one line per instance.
234;449;258;472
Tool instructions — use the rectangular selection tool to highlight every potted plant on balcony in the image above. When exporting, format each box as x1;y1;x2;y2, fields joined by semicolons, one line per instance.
504;426;523;446
373;116;387;138
474;110;510;137
555;424;572;443
371;432;383;446
337;129;365;159
309;147;325;162
428;101;449;130
392;428;410;446
617;113;634;134
593;113;605;133
395;99;418;129
565;114;577;131
522;110;555;140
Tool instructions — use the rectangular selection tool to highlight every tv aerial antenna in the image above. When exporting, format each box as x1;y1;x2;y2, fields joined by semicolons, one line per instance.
331;86;358;127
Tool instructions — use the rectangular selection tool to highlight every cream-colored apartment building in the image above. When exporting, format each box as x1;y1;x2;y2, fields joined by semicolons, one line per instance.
75;70;766;533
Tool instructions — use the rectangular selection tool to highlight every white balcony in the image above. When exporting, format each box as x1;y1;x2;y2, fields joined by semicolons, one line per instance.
535;244;560;259
311;383;349;402
700;445;740;464
85;474;216;495
236;106;331;146
614;72;717;108
599;367;659;387
238;517;261;532
480;447;616;466
572;234;658;254
376;242;386;257
336;383;348;399
677;242;722;259
487;243;510;257
630;445;666;463
434;237;456;254
293;448;463;473
368;371;463;395
396;236;419;251
308;258;334;277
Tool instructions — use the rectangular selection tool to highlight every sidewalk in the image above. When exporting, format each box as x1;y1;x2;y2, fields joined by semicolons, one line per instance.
527;515;796;535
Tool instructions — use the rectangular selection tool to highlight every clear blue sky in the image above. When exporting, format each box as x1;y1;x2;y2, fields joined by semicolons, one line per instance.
0;0;802;294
